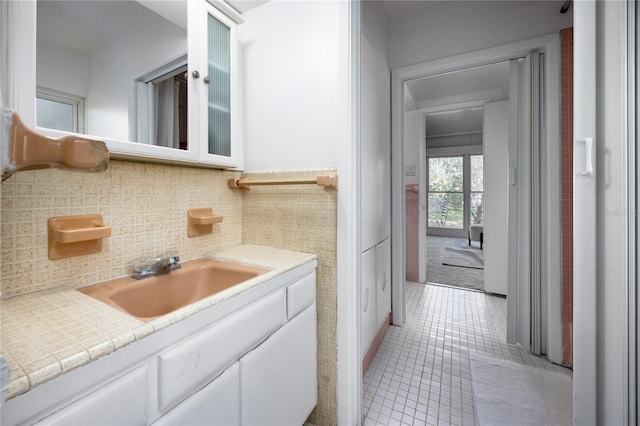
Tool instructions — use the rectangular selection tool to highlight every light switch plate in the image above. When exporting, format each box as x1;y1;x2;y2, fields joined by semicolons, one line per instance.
405;165;417;176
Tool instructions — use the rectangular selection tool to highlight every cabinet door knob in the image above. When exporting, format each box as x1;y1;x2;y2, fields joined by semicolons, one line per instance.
192;70;200;79
203;76;210;84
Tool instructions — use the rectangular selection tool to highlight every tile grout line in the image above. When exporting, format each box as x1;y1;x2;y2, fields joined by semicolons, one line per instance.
363;282;571;426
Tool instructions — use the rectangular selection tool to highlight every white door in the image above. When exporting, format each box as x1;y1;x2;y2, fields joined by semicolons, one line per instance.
506;53;536;354
573;1;596;424
483;100;510;296
574;1;638;424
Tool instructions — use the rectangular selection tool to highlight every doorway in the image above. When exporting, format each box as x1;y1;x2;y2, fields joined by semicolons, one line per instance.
404;61;511;294
391;34;563;364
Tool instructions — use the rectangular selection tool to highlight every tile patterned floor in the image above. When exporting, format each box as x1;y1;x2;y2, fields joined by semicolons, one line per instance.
362;282;571;426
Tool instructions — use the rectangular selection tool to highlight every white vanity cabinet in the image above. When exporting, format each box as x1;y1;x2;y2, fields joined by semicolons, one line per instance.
33;365;149;426
155;289;285;412
153;363;240;426
2;260;317;426
240;287;317;425
8;0;242;169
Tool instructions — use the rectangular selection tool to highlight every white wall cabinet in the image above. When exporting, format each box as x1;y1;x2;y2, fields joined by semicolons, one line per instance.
361;34;391;251
9;0;243;169
361;238;391;358
2;262;318;426
360;28;392;362
192;0;242;168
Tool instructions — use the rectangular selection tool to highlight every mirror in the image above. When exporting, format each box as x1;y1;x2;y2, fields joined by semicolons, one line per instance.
36;0;188;149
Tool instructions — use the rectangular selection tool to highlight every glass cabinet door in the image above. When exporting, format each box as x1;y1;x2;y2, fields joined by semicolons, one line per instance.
197;1;240;168
207;12;231;157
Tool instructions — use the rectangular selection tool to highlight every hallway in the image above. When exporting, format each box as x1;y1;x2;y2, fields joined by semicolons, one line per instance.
426;237;484;292
362;282;571;425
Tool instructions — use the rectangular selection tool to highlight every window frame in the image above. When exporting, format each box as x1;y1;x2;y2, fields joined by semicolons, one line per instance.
36;86;85;134
469;154;484;226
427;155;465;230
427;153;484;238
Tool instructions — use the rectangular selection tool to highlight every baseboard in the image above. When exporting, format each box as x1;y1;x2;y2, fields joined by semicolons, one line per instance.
362;313;392;377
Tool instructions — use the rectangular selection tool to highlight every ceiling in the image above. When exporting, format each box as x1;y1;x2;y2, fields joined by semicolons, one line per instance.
406;62;510;108
406;62;510;136
225;0;441;19
226;0;267;14
382;0;443;20
426;108;484;136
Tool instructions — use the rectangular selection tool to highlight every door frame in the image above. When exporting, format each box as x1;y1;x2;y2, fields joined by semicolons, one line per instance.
391;33;563;364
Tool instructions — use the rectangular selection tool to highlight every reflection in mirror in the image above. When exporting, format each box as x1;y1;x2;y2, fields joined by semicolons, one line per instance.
36;0;188;149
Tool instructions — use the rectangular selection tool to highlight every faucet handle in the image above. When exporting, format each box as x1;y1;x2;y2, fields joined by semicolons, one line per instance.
131;256;155;280
159;251;181;271
160;251;180;262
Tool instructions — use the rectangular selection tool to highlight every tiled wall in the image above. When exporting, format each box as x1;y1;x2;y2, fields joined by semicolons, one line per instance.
241;169;338;426
406;185;419;282
1;164;340;423
1;161;242;298
560;27;574;367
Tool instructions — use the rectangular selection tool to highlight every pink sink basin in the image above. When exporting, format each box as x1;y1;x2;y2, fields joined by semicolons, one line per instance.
78;258;270;322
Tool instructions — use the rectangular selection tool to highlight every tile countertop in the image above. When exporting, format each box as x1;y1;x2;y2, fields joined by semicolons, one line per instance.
0;244;317;401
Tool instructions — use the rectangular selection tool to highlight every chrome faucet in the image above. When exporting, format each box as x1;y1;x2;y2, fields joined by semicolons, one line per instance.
132;253;181;279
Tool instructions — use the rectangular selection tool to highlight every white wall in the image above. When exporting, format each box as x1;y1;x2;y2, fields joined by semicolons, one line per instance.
36;41;89;98
404;87;419;186
483;100;509;295
404;110;420;186
390;1;572;69
241;1;350;171
427;133;482;148
240;2;355;423
404;86;417;112
362;0;389;68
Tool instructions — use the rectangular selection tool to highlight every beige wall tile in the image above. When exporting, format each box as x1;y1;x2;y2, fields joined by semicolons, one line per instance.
1;161;242;298
1;166;339;424
240;169;338;426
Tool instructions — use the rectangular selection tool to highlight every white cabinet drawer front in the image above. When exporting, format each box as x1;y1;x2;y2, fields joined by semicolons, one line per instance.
361;247;377;357
153;362;240;426
158;289;285;411
35;365;148;426
240;303;317;426
286;271;316;319
375;238;391;329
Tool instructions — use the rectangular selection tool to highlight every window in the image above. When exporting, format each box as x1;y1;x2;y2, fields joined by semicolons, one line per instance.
428;156;464;229
135;59;188;150
428;154;484;231
36;88;84;133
